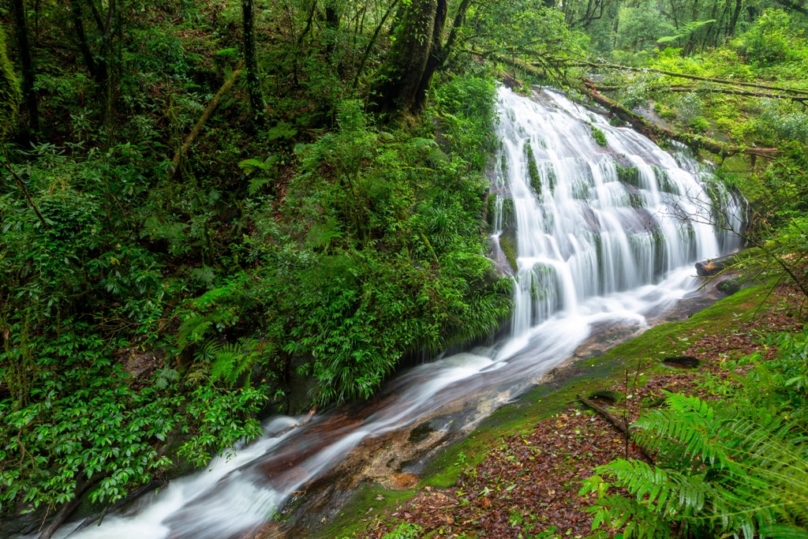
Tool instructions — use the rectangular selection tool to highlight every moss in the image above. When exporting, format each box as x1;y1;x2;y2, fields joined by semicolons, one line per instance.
311;483;419;539
543;162;556;192
591;125;608;147
616;164;641;188
0;26;21;140
322;283;779;538
499;229;518;272
486;193;497;230
628;192;645;209
524;141;542;195
501;197;516;231
570;178;590;200
653;166;678;194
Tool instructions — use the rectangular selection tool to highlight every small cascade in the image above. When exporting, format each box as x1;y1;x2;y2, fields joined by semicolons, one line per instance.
44;87;743;539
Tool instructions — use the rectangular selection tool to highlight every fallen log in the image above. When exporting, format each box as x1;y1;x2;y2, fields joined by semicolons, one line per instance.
660;85;808;103
169;64;244;180
577;394;628;433
567;60;808;96
581;80;778;159
577;394;654;463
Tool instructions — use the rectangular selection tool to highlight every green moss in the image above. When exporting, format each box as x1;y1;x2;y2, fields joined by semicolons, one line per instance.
689;115;711;133
591;125;608;147
628;192;645;209
311;483;419;539
499;229;518;272
616;164;641;187
0;26;21;140
501;197;516;231
486;193;497;230
524;141;542;195
653;165;678;194
543;162;556;192
323;283;780;538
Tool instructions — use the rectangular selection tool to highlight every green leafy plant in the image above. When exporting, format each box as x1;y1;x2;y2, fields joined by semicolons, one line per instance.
581;332;808;539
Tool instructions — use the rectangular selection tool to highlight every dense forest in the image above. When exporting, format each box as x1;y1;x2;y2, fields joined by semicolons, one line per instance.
0;0;807;537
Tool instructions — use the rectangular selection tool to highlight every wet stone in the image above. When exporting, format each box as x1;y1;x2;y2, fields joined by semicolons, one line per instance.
662;356;701;369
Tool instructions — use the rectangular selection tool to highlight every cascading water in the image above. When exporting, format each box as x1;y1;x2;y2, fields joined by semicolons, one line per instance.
492;88;742;347
43;87;743;539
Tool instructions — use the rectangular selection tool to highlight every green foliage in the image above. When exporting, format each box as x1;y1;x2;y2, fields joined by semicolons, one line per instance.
382;522;423;539
657;19;716;45
582;332;808;538
590;125;608;147
238;76;511;405
734;9;807;66
524;141;542;194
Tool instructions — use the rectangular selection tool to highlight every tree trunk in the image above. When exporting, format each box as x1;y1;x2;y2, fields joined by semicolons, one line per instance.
9;0;38;135
67;0;99;81
412;0;448;112
242;0;264;122
370;0;471;117
370;0;439;116
0;26;21;140
324;0;340;59
728;0;743;37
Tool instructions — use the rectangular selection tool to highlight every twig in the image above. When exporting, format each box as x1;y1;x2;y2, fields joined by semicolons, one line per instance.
2;146;48;228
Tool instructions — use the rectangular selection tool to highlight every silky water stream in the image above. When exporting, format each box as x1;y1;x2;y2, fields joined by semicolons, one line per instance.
49;87;743;539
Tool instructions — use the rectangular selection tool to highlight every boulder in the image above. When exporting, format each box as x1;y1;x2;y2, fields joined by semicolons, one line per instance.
717;278;741;295
696;256;730;277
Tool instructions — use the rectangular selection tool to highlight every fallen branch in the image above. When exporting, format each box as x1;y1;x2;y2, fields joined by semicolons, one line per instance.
168;64;243;180
2;146;48;228
582;79;778;159
659;85;808;103
577;394;627;432
568;60;808;96
491;55;778;158
577;395;654;463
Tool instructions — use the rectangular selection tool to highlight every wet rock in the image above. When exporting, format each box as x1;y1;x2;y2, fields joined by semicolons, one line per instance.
717;278;741;295
662;356;701;369
0;504;47;538
385;472;419;490
695;255;734;277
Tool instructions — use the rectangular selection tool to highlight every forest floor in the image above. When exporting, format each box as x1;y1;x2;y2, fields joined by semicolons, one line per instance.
321;281;804;539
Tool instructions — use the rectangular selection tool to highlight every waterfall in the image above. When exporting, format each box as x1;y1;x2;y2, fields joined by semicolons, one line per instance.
491;88;742;340
43;87;743;539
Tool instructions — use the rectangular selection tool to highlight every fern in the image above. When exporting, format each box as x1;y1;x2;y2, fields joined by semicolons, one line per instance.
586;388;808;538
657;19;716;44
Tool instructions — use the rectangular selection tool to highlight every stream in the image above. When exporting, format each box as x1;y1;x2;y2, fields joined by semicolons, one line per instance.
49;87;743;539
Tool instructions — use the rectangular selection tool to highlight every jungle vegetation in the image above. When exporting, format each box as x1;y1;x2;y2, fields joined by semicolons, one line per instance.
0;0;806;536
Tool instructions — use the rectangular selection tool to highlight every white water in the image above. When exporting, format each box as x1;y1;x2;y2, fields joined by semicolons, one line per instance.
47;87;742;539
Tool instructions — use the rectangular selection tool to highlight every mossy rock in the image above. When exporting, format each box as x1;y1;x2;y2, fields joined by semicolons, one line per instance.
616;164;641;188
486;193;497;230
628;193;645;209
501;197;516;231
499;229;518;273
524;141;542;195
653;166;678;194
591;125;608;147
